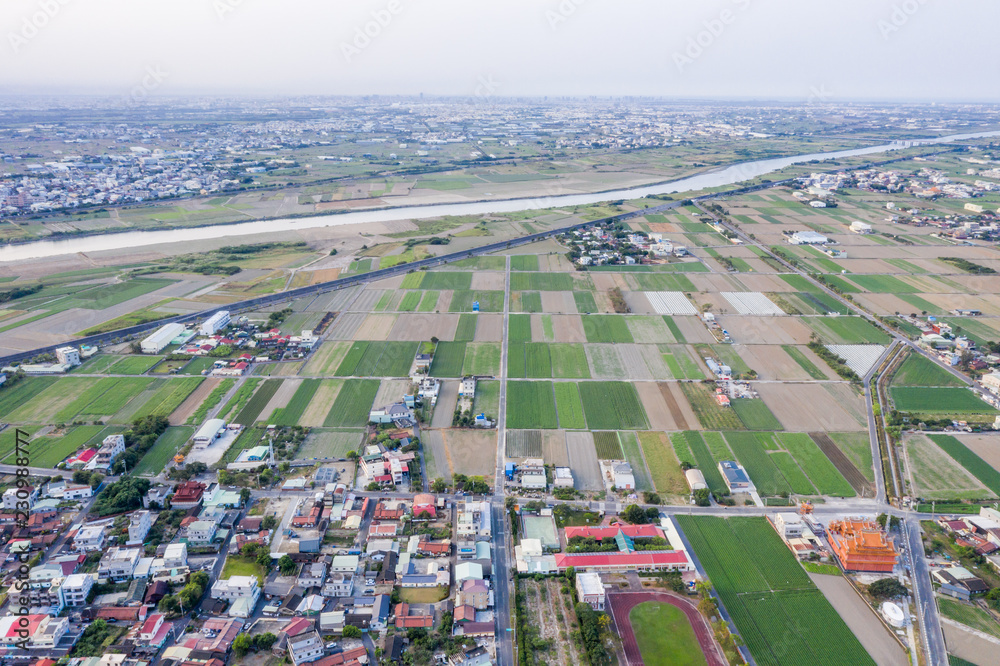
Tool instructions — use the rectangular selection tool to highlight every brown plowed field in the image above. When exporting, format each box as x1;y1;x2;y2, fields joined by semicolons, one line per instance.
387;314;459;341
657;382;697;431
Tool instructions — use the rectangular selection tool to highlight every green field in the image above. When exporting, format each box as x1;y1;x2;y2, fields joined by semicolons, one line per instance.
463;343;501;376
234;378;281;425
187;378;236;425
676;516;874;666
53;377;155;422
510;273;574;291
473;380;500;419
508;314;532;343
130;378;203;421
806;316;890;344
671;431;728;496
429;342;467;377
108;356;162;375
630;602;708;666
929;435;1000;496
524;343;553;378
270;379;322;426
134;426;194;476
781;345;827;380
510;255;539;271
219;378;261;420
549;343;591;379
638;432;686;494
506;381;558;429
582;315;634;343
178;357;216;376
401;271;472;290
730;399;784;430
417;291;439;312
846;274;918;293
323;378;380;428
449;291;504;312
578;381;648;430
778;433;855;497
891;387;997;414
723;431;791;496
455;314;478;341
678;382;744;430
593;431;624;459
70;277;177;309
938;598;1000;640
573;291;598;313
553;382;586;429
335;341;418;377
514;291;543;313
398;291;422;311
892;354;964;387
18;425;104;468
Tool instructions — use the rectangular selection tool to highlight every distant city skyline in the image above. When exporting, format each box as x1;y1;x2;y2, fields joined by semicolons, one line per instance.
0;0;998;102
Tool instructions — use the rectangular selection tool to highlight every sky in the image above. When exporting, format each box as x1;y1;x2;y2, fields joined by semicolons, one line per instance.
0;0;997;102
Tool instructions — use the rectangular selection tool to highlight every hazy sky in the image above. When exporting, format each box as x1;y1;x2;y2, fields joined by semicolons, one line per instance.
1;0;996;101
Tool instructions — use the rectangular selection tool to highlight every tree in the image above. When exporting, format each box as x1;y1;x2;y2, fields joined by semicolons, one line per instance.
432;478;447;493
257;550;272;568
620;504;651;524
342;625;362;639
261;515;278;531
868;578;907;599
693;488;711;507
240;488;252;507
253;633;277;650
232;634;253;658
642;492;661;505
278;554;296;576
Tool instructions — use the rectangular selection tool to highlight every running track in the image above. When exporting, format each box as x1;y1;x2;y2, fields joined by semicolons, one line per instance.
607;591;727;666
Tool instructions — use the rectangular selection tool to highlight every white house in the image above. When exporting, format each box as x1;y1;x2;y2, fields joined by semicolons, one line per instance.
98;547;142;582
850;221;873;234
613;463;636;490
61;573;95;607
210;575;261;610
981;371;1000;395
575;572;605;610
187;520;217;544
54;346;81;366
789;231;829;245
88;434;126;471
163;543;188;569
127;510;152;545
2;485;38;511
193;419;226;448
74;524;107;552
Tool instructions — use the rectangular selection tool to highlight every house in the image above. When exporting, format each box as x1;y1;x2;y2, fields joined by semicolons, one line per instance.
418;378;440;405
718;460;752;492
850;220;873;234
413;493;436;519
55;346;81;366
576;572;605;610
456;578;490;609
188;520;218;544
369;402;413;425
127;510;153;545
981;371;1000;395
394;602;434;629
455;562;483;583
415;353;432;369
282;618;325;666
211;575;261;611
789;230;828;245
932;566;990;600
613;463;635;490
98;547;142;582
297;562;328;589
459;377;477;396
554;467;574;488
171;481;207;509
2;485;39;511
139;613;173;648
61;572;95;607
322;572;354;598
164;543;188;569
74;523;107;551
87;434;126;471
144;485;173;509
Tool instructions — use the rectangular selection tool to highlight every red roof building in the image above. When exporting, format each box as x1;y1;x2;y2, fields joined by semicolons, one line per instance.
417;540;451;556
827;519;898;573
171;481;206;507
553;550;692;573
413;493;436;519
563;524;666;541
394;603;434;629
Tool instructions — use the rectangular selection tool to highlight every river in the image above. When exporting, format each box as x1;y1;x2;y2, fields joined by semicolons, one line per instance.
3;129;998;263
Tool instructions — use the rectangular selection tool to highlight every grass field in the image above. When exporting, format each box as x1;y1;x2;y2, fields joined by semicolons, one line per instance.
507;343;526;378
781;345;827;379
630;602;708;666
270;379;321;426
929;434;1000;496
430;342;467;377
892;354;965;387
179;357;216;375
578;381;649;430
463;343;501;376
108;356;162;375
449;290;504;312
639;432;686;494
553;382;586;429
134;426;194;476
0;377;58;419
582;315;634;343
506;381;558;429
677;516;874;666
130;378;203;420
778;433;855;497
573;291;598;313
508;314;532;343
846;274;917;293
679;382;744;430
323;378;380;428
417;291;439;312
296;429;363;459
401;271;472;290
455;314;478;341
398;291;422;311
219;378;260;420
524;343;553;378
937;598;1000;640
399;587;450;603
731;399;784;430
593;431;624;459
510;273;574;291
672;432;728;496
510;255;539;271
723;431;791;496
514;291;543;313
806;316;891;344
21;425;104;468
234;378;281;425
54;377;155;422
891;387;998;414
187;379;236;425
473;380;500;418
335;341;418;377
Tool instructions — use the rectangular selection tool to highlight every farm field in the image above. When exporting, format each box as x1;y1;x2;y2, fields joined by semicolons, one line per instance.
462;342;501;376
269;379;322;426
334;341;418;377
730;399;783;431
777;433;856;497
473;380;500;419
549;343;591;379
671;431;728;497
108;355;162;375
578;381;649;430
234;378;282;425
506;381;558;429
429;342;468;377
806;316;891;345
619;431;653;491
15;425;104;468
582;315;634;343
676;516;875;666
890;387;998;415
903;434;992;501
323;379;380;428
679;382;744;430
781;345;828;379
131;377;204;421
455;313;479;341
892;353;965;387
401;271;472;290
722;431;791;496
553;382;586;430
638;431;687;495
296;429;363;459
928;434;1000;496
593;431;624;459
134;426;194;476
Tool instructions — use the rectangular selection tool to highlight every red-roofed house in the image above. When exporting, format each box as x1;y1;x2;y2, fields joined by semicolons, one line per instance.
417;540;450;556
139;613;173;648
413;494;436;519
312;646;368;666
171;481;207;509
394;603;434;629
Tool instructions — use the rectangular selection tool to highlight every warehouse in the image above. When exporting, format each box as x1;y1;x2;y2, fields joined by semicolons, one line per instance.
789;231;829;245
141;322;186;354
193;419;226;448
685;469;707;491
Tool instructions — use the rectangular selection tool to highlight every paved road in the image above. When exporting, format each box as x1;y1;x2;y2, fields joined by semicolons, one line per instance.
903;517;948;665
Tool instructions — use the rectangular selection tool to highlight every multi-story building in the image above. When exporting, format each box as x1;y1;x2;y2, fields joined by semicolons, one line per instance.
210;576;261;606
74;523;107;552
163;543;188;569
2;485;38;511
55;346;81;366
575;572;605;610
62;573;95;607
88;434;126;471
127;510;152;545
283;619;324;666
98;547;142;582
187;520;217;545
